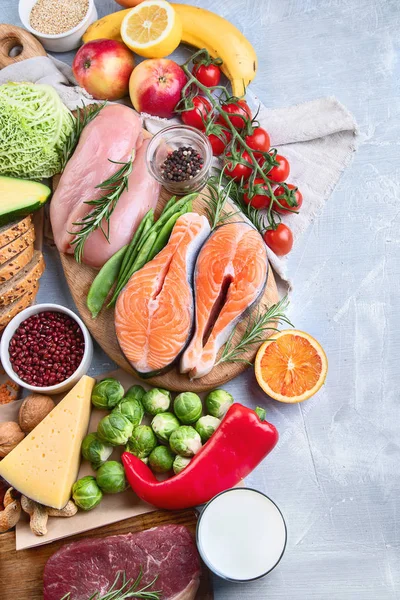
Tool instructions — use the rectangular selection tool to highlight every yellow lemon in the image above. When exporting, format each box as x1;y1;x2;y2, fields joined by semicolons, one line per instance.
121;0;182;58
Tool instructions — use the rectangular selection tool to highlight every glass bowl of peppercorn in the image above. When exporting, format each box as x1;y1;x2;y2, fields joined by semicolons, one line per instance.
0;304;93;394
146;125;213;194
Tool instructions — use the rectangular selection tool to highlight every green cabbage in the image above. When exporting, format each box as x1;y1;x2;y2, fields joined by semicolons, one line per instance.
0;82;74;179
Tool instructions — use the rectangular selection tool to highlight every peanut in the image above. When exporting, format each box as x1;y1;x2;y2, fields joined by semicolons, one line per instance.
0;488;21;532
47;500;78;518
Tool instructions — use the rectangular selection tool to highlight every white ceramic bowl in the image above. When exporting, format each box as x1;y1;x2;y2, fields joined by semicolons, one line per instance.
0;303;93;394
18;0;98;52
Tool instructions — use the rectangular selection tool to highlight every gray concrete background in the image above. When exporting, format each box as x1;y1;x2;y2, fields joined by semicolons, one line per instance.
2;0;399;598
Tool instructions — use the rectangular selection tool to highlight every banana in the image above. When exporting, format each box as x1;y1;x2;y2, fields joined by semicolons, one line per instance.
82;5;257;97
82;10;128;44
172;4;257;97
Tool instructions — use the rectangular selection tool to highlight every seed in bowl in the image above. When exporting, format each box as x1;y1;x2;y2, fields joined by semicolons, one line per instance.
9;311;85;387
29;0;89;35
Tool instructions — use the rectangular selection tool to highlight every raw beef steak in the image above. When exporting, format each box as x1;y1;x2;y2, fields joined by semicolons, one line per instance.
43;525;201;600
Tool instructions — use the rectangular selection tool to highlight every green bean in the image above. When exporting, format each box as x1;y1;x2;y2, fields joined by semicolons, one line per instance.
130;229;159;272
87;245;127;318
151;193;197;234
161;195;177;214
118;209;154;279
117;212;153;287
147;203;191;261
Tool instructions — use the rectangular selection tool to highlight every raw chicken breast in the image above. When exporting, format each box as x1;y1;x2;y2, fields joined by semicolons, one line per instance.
50;104;160;268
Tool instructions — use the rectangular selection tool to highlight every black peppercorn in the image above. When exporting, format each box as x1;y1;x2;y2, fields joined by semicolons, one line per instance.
161;146;204;183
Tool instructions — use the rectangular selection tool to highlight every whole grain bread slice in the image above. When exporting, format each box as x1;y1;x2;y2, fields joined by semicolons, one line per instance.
0;245;34;284
0;226;35;266
0;216;32;249
0;251;45;307
0;282;39;331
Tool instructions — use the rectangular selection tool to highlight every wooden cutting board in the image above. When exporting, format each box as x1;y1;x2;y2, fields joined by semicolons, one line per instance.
0;24;46;68
59;184;279;392
0;508;213;599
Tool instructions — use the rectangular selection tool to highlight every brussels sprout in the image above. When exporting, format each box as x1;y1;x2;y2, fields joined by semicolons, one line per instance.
205;389;234;419
195;415;221;443
72;476;102;510
255;407;266;421
97;413;133;446
96;460;127;494
148;445;175;473
141;457;149;465
173;392;202;424
169;426;202;457
142;388;171;415
91;378;125;410
126;425;157;458
81;432;113;470
173;455;192;475
151;412;180;442
124;384;146;402
113;396;144;429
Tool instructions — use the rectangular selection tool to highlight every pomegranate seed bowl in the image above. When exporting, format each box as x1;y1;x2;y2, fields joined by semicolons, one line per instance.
0;304;93;394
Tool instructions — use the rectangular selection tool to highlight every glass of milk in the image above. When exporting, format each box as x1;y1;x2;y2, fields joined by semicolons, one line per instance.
196;488;287;582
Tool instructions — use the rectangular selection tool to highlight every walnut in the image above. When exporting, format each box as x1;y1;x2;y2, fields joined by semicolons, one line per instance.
19;394;55;433
0;422;25;457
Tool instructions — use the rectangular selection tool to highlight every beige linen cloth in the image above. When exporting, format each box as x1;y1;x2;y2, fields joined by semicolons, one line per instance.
0;55;359;291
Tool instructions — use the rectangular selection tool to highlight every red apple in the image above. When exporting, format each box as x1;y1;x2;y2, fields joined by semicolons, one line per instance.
129;59;187;119
72;39;135;101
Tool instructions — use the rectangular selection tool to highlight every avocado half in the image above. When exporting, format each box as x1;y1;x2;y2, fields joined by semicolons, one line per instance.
0;176;51;226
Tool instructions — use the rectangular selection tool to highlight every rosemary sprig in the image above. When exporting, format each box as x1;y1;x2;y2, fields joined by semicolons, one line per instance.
60;569;161;600
205;169;239;229
216;295;293;365
69;153;135;263
61;102;106;171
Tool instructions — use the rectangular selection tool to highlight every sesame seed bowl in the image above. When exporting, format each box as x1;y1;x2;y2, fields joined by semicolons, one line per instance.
0;304;93;394
18;0;98;53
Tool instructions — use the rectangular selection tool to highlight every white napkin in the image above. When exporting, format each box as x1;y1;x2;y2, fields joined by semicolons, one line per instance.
0;56;359;290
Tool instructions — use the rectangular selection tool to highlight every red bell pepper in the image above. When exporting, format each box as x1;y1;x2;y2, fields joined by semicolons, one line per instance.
122;403;278;510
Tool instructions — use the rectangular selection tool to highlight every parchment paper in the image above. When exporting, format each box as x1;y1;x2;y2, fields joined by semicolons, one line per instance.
0;369;155;551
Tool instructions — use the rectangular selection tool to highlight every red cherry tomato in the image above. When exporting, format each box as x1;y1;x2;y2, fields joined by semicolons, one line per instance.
181;96;212;130
243;178;271;209
274;184;303;214
207;129;232;156
193;63;221;87
221;99;252;130
245;127;270;154
224;150;253;181
263;224;293;256
264;154;290;183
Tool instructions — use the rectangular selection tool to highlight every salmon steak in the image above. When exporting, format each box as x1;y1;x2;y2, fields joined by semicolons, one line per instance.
181;222;268;379
115;213;210;377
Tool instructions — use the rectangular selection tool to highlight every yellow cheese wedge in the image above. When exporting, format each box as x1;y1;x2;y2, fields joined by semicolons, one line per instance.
0;375;95;509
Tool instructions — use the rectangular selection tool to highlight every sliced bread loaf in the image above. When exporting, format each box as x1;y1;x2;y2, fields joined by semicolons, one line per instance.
0;226;35;266
0;245;34;284
0;216;32;249
0;251;45;307
0;283;39;331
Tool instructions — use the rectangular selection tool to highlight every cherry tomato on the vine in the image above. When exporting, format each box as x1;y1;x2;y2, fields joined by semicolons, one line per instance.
193;63;221;87
221;99;252;130
264;223;293;256
207;129;232;156
245;127;270;154
243;178;271;209
181;96;212;130
224;150;253;181
274;184;303;214
258;154;290;183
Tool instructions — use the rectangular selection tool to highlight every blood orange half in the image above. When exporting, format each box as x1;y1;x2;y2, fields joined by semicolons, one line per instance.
254;330;328;403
